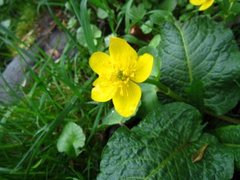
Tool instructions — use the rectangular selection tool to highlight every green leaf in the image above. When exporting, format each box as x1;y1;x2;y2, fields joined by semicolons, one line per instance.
230;2;240;15
57;122;85;157
159;0;177;11
140;83;159;114
185;79;204;111
158;16;240;115
1;19;11;28
149;10;173;24
149;34;161;48
97;8;108;19
222;146;240;170
214;125;240;144
213;125;240;170
77;25;101;47
101;109;130;126
128;4;146;24
140;20;153;34
98;103;234;179
67;17;77;29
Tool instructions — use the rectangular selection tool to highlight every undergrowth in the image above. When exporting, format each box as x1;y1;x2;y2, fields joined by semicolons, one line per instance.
1;0;240;179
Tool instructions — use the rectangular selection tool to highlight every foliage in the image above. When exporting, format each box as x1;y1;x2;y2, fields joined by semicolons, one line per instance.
98;103;234;179
0;0;240;179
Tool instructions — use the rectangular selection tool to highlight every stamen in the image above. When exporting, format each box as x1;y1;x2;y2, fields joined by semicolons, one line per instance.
117;71;128;81
120;87;124;96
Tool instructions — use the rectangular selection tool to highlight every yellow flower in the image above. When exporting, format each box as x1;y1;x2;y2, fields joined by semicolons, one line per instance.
89;37;153;117
190;0;214;11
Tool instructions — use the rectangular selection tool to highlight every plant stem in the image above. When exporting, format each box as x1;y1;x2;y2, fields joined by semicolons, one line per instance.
205;110;240;124
146;78;240;124
145;78;185;102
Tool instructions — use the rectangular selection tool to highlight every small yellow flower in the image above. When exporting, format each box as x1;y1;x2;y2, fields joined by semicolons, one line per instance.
190;0;214;11
89;37;153;117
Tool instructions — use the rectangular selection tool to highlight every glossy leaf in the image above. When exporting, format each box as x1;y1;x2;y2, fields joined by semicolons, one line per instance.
98;103;234;179
158;16;240;115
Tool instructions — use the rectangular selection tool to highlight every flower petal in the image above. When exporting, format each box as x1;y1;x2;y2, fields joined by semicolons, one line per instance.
199;0;214;11
89;52;112;75
132;53;153;83
91;77;117;102
190;0;206;5
113;81;141;117
109;37;138;67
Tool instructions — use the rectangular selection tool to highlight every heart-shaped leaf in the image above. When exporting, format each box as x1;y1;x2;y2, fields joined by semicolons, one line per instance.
57;122;85;157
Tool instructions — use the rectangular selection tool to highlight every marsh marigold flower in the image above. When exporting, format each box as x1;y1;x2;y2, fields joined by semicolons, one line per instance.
89;37;153;117
190;0;214;11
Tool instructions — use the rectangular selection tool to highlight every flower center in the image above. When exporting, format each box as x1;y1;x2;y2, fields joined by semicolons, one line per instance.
117;70;128;81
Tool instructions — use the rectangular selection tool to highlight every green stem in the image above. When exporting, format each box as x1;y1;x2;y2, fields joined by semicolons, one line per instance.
205;110;240;124
146;78;240;124
145;78;185;102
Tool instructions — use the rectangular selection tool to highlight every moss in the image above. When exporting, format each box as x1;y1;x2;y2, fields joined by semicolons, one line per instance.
0;1;38;59
15;3;38;39
7;3;38;55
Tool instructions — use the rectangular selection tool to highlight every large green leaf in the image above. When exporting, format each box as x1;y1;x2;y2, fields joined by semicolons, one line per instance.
213;125;240;170
158;16;240;115
98;103;234;179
